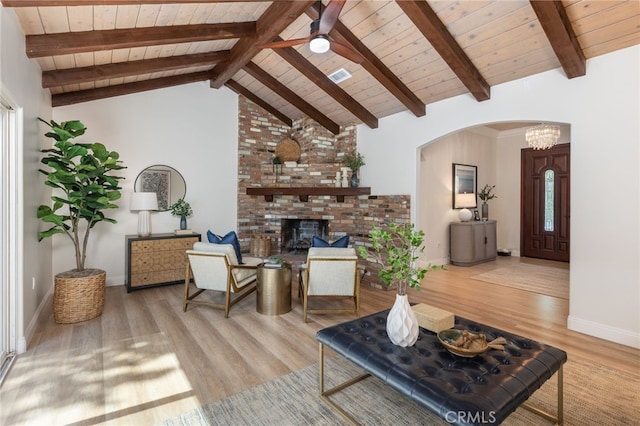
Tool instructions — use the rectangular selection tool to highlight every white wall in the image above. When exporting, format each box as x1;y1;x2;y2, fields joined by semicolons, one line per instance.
53;82;239;286
358;46;640;348
418;129;496;262
1;7;52;351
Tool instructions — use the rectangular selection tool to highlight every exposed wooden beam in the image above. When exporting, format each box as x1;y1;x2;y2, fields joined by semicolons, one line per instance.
271;38;377;129
529;0;586;78
209;0;314;89
51;71;210;107
243;62;340;135
225;79;293;128
396;0;490;102
26;22;254;58
42;51;229;88
305;4;425;118
3;0;265;5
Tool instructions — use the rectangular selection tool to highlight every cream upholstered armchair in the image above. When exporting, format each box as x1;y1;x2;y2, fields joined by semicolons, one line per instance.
300;247;360;323
184;242;262;317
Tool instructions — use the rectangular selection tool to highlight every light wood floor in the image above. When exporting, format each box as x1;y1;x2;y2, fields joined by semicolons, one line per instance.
1;256;638;425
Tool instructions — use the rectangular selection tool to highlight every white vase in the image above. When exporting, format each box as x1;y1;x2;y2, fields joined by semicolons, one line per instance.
386;294;419;347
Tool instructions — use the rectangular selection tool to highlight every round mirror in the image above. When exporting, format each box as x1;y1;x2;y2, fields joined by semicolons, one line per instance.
134;165;186;212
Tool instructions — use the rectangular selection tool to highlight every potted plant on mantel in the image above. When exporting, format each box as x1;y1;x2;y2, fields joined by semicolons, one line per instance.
358;222;443;347
342;150;365;187
37;118;126;324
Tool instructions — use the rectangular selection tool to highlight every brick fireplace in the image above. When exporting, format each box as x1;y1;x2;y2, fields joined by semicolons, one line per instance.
235;96;411;288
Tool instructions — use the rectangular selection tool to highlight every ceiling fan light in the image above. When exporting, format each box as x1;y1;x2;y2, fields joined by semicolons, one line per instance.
309;35;330;54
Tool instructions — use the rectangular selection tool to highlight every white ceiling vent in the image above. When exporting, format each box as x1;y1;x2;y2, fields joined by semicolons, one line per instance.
328;68;352;84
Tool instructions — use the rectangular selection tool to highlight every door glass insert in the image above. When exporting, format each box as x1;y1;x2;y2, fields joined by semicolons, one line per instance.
544;169;554;232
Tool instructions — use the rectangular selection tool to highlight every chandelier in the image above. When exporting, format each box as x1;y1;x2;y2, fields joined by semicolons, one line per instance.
525;124;561;150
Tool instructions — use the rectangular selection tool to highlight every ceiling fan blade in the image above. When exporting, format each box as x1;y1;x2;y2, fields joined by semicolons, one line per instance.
319;0;346;34
330;40;364;64
257;36;311;49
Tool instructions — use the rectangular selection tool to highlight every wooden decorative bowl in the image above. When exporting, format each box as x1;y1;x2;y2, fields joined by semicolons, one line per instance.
437;329;489;358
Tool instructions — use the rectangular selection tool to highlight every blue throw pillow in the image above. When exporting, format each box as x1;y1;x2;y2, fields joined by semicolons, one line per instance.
311;235;349;248
207;230;243;264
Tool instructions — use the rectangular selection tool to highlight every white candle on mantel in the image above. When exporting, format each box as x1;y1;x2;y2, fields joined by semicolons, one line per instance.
335;171;341;187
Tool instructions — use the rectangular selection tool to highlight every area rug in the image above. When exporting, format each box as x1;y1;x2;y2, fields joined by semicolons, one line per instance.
158;354;639;426
471;263;569;299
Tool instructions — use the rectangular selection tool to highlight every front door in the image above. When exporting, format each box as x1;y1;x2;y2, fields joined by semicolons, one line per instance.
521;144;570;262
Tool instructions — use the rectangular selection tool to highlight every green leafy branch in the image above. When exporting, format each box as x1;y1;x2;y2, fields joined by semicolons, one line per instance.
357;223;443;295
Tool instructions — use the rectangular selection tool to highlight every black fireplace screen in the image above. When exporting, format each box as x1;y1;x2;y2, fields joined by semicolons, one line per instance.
281;219;328;252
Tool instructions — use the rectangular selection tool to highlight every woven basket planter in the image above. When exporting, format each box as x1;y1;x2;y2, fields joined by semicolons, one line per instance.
250;236;272;257
53;269;106;324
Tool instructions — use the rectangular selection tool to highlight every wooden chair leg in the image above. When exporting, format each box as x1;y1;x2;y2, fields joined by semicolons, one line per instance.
225;276;232;318
184;263;191;312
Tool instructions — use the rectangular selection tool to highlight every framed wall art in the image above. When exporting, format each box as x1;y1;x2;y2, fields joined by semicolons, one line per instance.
452;163;477;209
139;168;171;210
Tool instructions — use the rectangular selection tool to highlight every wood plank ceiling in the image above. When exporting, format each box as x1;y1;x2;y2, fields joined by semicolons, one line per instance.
3;0;639;134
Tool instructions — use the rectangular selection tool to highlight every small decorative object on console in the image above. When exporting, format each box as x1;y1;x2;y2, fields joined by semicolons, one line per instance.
170;198;192;230
478;184;497;220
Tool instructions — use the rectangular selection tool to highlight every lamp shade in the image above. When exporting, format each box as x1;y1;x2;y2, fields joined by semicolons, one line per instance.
130;192;158;211
455;193;476;208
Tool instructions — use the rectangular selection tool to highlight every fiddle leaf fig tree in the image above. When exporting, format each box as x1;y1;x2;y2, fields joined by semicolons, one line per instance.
358;223;443;295
37;118;126;273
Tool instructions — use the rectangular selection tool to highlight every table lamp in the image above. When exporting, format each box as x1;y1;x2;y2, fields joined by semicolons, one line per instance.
455;193;476;222
130;192;158;237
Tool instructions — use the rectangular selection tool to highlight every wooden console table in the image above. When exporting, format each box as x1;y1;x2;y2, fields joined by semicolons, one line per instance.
125;232;201;292
246;187;371;203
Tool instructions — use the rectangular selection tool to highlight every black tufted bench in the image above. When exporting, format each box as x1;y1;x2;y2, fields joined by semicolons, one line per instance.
316;310;567;425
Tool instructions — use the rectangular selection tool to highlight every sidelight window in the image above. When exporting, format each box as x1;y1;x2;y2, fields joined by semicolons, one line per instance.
544;169;554;232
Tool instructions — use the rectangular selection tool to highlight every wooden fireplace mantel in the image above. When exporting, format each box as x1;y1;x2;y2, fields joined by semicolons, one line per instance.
246;187;371;203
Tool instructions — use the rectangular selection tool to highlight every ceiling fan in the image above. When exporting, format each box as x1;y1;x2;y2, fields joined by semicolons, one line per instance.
257;0;364;64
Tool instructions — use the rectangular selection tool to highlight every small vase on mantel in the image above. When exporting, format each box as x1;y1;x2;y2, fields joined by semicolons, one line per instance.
481;201;489;220
180;215;187;230
350;169;359;187
386;293;419;347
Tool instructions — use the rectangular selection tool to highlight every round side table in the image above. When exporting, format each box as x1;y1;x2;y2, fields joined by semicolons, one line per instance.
256;262;292;315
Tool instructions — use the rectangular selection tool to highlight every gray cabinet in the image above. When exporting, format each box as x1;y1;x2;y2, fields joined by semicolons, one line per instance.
450;221;497;266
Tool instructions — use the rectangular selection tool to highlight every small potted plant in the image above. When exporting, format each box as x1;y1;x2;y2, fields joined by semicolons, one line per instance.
342;150;365;187
170;198;193;230
358;222;442;347
478;184;497;220
37;118;126;324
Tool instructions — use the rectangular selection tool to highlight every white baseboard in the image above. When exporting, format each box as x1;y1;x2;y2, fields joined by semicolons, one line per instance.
106;274;125;287
424;257;449;266
22;286;54;354
568;315;640;349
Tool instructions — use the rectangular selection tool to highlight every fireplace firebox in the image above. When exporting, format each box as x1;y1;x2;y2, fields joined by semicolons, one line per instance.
281;219;328;252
